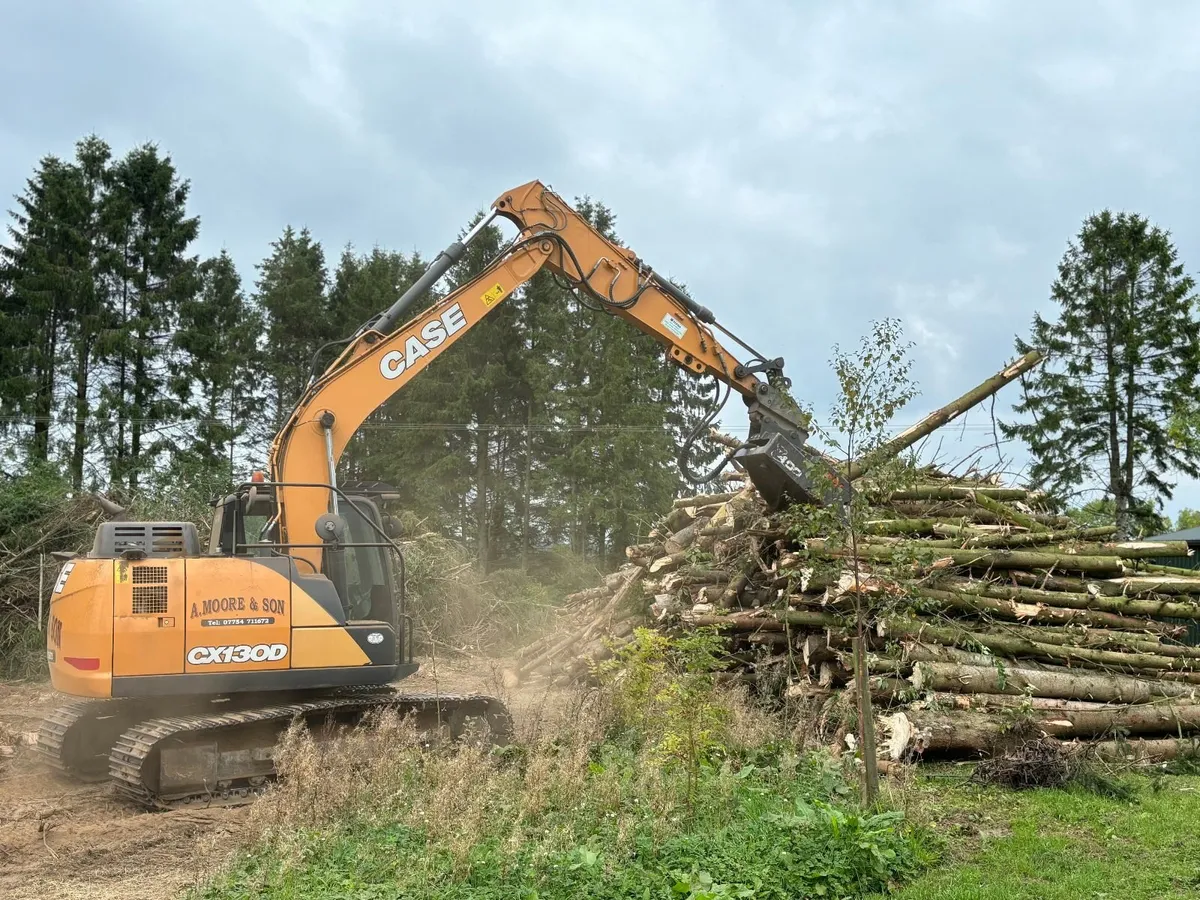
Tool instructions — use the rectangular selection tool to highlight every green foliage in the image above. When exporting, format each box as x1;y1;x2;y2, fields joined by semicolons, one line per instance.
194;743;928;900
1002;210;1200;540
1065;497;1169;538
1175;508;1200;532
596;627;731;813
255;225;330;433
0;465;94;679
173;250;263;479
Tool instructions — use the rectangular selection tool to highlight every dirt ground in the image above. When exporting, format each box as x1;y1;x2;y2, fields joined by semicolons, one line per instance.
0;657;549;900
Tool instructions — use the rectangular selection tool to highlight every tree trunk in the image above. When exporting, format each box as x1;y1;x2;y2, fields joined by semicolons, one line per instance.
917;586;1165;632
811;542;1126;574
70;334;90;489
879;616;1200;673
884;704;1200;757
911;661;1200;703
848;349;1043;481
521;422;532;573
475;424;489;572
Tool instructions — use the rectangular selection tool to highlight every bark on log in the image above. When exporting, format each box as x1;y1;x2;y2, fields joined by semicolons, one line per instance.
812;542;1126;575
709;429;743;450
687;609;844;630
971;492;1049;533
900;641;1060;671
879;616;1200;672
950;578;1200;621
847;349;1043;481
961;526;1117;549
674;491;739;508
918;587;1163;633
888;486;1031;503
887;704;1200;756
926;692;1129;712
864;519;939;536
664;522;702;554
1086;737;1200;764
911;661;1200;703
649;553;688;574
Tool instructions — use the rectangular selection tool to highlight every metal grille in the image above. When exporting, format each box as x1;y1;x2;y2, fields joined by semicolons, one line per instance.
132;565;168;584
151;525;188;555
132;585;168;614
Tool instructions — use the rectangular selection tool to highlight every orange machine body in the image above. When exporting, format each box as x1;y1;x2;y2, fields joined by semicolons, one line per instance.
47;554;398;699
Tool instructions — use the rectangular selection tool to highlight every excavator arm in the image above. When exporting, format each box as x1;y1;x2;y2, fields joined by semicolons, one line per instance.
267;181;839;572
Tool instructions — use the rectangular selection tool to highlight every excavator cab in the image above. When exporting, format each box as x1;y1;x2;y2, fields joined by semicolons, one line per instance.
208;480;405;627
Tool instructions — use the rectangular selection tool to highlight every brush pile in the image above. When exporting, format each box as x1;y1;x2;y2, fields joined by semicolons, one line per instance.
515;352;1200;768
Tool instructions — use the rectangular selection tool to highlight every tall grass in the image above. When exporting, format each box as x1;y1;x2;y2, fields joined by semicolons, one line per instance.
194;639;933;899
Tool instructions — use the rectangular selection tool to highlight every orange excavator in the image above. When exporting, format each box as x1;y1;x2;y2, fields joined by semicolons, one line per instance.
39;181;839;807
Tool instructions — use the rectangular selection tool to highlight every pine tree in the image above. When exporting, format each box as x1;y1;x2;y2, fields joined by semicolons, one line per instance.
1;137;115;486
1;154;77;463
255;227;330;432
61;137;112;489
173;250;263;482
1002;211;1200;539
94;143;200;496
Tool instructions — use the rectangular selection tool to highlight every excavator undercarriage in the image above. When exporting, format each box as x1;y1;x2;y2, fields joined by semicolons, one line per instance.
38;690;513;809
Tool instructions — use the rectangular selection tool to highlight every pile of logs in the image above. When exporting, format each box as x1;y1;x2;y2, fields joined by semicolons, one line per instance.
514;350;1200;767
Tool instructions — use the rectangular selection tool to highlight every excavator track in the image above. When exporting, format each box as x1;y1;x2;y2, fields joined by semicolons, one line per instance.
37;698;148;781
107;691;513;810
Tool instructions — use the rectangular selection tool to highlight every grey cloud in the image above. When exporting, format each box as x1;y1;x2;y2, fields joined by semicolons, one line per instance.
5;0;1200;512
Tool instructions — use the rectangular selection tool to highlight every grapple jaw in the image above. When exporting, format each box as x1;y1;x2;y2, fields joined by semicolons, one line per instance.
732;381;850;514
734;431;848;513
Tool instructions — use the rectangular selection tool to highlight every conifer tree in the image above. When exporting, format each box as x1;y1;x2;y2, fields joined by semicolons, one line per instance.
95;143;200;495
173;250;262;481
1;154;77;463
254;227;330;432
1003;211;1200;539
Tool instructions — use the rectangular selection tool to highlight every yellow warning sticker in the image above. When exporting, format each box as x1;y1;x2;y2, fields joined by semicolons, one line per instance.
480;283;505;307
114;561;129;584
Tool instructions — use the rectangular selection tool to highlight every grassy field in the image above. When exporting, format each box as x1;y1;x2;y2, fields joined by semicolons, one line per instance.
875;769;1200;899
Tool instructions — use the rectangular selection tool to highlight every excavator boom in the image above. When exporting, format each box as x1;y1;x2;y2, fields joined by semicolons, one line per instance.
269;181;838;572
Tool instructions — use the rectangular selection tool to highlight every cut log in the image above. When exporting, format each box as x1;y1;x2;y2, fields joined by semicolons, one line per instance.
961;525;1117;549
687;609;843;631
888;486;1031;503
1085;737;1200;764
664;521;703;554
674;491;739;509
887;704;1200;755
917;586;1165;633
941;577;1199;624
971;492;1050;533
879;616;1200;673
910;661;1200;703
708;428;743;450
924;692;1127;712
900;641;1063;673
864;518;939;536
810;542;1126;575
649;553;688;574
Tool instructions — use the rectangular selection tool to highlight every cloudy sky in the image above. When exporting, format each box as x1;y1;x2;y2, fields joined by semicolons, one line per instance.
5;0;1200;517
